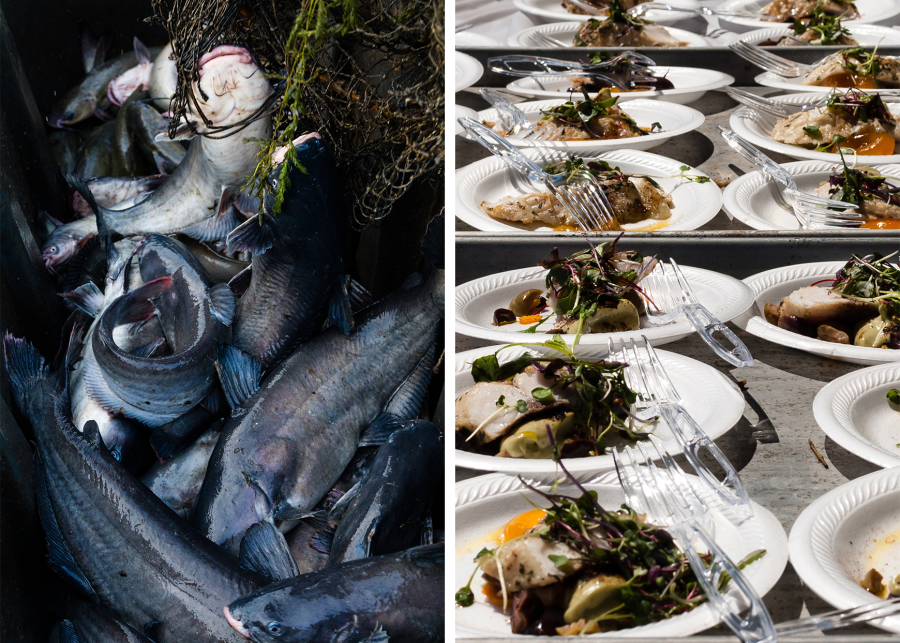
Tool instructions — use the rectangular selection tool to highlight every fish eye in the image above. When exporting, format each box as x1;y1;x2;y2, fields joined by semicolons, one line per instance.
266;621;282;635
47;246;57;254
110;449;121;461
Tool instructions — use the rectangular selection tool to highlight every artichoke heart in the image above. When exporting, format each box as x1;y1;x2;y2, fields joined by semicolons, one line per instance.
564;574;629;624
585;299;641;334
853;305;896;348
500;412;576;459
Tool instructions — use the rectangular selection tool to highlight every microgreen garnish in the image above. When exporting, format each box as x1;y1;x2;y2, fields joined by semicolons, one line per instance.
790;9;852;45
824;89;893;126
826;149;900;208
803;125;821;139
676;165;710;183
538;89;647;138
839;45;882;85
823;251;900;318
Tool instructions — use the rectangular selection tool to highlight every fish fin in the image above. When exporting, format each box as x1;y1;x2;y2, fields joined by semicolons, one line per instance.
233;188;257;217
328;278;354;334
228;265;252;297
200;387;222;414
358;413;404;448
275;506;329;528
148;428;184;463
154;120;196;142
63;322;86;391
66;174;99;216
133;37;151;65
129;338;166;358
81;29;98;73
178;206;241;243
420;514;434;546
214;345;261;409
317;487;346;513
329;481;360;521
347;278;375;313
82;419;106;449
106;277;172;327
359;625;390;643
33;450;96;597
381;343;436;422
422;211;444;270
58;619;79;643
208;283;236;326
93;107;114;122
400;272;424;291
225;213;276;256
310;525;335;555
239;521;299;581
60;282;104;318
58;234;107;294
2;332;49;414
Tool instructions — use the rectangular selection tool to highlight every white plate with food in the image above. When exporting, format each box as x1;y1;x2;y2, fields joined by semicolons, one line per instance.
813;363;900;469
456;148;723;232
455;344;745;476
737;24;900;46
729;93;900;164
458;52;485;92
504;67;735;104
509;21;710;47
716;0;900;31
456;262;755;352
455;472;788;638
789;467;900;634
512;0;701;25
722;160;900;230
734;259;900;365
474;98;705;152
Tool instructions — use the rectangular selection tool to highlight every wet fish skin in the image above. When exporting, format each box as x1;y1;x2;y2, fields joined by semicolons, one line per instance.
175;235;250;285
225;544;444;643
192;268;444;554
126;97;186;174
72;175;165;217
74;121;118;180
327;421;442;566
91;235;232;427
141;426;221;519
3;335;266;643
42;217;96;272
50;594;153;643
49;130;85;175
112;91;158;177
230;134;347;373
48;51;140;127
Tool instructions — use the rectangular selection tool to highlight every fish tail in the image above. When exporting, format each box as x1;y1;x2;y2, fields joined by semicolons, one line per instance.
2;332;49;414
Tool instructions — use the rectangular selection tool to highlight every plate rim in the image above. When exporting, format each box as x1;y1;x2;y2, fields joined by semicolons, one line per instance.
456;52;485;93
788;466;900;634
453;343;746;475
736;23;900;45
754;70;900;95
812;362;900;469
455;147;724;232
455;472;789;638
717;0;900;27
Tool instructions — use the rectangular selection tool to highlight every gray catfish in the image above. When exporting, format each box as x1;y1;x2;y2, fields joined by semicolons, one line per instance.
225;545;444;643
326;421;442;566
226;132;350;376
193;264;443;554
89;234;234;427
50;596;153;643
126;95;186;174
141;426;221;518
2;334;266;642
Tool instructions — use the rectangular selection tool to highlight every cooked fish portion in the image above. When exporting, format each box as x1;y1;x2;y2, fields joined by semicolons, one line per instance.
533;116;644;141
455;382;547;444
814;181;900;220
803;55;900;88
771;108;899;151
479;176;672;228
780;286;878;325
480;535;583;592
575;20;689;47
762;0;859;21
788;29;857;46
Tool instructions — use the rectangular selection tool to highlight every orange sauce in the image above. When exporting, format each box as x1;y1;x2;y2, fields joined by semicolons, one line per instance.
860;219;900;230
822;73;878;89
553;224;585;232
499;509;547;543
843;132;896;156
518;314;543;325
482;582;505;606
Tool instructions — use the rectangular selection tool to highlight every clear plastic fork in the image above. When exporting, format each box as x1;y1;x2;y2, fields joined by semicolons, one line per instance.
607;336;753;519
613;439;776;643
729;40;829;77
477;88;564;141
488;53;656;78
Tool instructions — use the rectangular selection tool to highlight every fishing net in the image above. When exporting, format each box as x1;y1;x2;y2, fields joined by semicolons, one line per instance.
150;0;445;229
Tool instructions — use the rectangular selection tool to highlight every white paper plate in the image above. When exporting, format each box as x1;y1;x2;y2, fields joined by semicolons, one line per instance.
729;93;900;164
813;363;900;469
456;263;755;352
474;98;705;151
512;0;701;24
457;52;485;93
717;0;900;30
454;345;745;476
456;148;723;232
789;467;900;634
509;21;710;47
738;24;900;46
456;105;480;135
504;67;735;104
734;261;900;365
456;31;502;47
456;472;789;638
755;65;900;95
722;160;900;230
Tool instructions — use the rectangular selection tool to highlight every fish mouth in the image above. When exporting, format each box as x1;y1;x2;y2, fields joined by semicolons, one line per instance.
198;45;253;74
224;607;252;639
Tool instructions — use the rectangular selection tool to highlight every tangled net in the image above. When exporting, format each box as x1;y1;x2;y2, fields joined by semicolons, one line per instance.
150;0;444;229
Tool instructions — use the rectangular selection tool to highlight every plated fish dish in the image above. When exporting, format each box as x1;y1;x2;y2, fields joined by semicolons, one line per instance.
802;48;900;89
757;9;857;45
765;252;899;349
760;0;859;22
574;0;690;46
563;0;649;14
569;53;676;94
814;160;900;227
771;90;899;156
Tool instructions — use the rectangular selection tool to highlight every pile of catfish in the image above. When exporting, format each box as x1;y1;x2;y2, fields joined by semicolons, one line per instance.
7;33;445;643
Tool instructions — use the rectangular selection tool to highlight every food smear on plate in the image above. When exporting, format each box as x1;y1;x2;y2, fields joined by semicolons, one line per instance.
861;567;900;598
771;90;898;156
764;251;899;348
814;158;900;223
802;47;900;90
761;0;859;23
455;474;766;635
479;158;689;231
574;0;689;47
455;332;651;459
758;9;857;45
